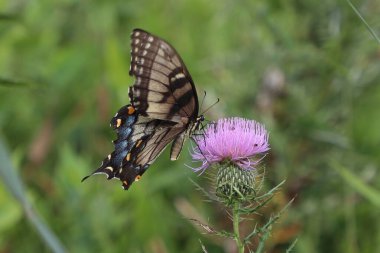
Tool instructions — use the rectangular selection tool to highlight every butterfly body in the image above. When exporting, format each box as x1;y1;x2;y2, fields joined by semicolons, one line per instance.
83;29;203;190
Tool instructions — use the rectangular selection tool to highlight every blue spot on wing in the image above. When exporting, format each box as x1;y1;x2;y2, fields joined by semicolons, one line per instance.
117;125;132;141
125;114;136;126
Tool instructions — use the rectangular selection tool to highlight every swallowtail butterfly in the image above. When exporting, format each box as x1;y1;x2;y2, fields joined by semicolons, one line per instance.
82;29;204;190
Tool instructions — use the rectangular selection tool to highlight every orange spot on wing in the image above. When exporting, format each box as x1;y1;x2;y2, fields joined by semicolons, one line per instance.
135;175;141;181
128;106;135;115
136;139;143;147
125;153;131;161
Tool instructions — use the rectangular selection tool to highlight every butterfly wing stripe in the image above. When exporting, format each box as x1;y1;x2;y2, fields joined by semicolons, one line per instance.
135;76;169;88
132;104;184;124
133;59;173;76
131;53;179;78
131;54;176;77
134;67;168;85
132;89;171;103
132;51;175;71
132;45;177;68
169;75;190;90
168;90;195;117
133;62;171;78
133;87;168;96
132;76;170;93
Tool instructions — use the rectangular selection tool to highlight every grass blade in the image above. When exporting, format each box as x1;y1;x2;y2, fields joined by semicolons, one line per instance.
346;0;380;44
331;161;380;207
0;138;67;253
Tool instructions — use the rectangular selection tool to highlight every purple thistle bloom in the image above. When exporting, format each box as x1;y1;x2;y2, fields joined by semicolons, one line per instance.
191;117;270;173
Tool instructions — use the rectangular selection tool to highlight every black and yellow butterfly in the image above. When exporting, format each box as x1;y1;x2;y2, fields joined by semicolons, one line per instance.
83;29;204;190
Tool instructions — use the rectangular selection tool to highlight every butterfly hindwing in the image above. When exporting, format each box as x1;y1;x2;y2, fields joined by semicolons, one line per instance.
170;132;186;161
82;105;157;183
118;123;183;189
118;134;151;190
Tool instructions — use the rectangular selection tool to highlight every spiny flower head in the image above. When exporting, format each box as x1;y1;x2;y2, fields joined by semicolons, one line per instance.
191;117;270;173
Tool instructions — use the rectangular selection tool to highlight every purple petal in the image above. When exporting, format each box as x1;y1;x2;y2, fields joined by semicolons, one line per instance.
191;117;270;172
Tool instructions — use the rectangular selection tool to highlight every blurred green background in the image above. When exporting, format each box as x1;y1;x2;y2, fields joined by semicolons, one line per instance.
1;0;380;252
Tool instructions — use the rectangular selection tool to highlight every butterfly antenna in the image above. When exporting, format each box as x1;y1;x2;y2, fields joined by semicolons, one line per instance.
201;98;220;115
199;90;207;112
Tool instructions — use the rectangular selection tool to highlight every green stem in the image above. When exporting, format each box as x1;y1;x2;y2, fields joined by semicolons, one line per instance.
233;201;244;253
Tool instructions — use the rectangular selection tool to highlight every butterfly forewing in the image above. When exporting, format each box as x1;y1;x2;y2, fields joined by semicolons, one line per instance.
129;29;199;123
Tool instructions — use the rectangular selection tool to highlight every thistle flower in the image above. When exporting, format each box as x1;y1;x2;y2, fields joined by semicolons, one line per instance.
191;117;269;172
191;117;270;203
189;118;292;252
188;118;291;253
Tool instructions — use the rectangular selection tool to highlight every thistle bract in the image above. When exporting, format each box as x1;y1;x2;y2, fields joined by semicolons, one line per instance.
216;162;258;204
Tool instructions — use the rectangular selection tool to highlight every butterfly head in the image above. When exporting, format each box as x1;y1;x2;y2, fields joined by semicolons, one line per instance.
192;114;205;132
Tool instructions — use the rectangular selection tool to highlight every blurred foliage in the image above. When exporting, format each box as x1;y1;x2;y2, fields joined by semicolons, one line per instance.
1;0;380;252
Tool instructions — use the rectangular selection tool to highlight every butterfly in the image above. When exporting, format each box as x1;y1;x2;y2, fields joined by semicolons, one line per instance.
82;29;204;190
